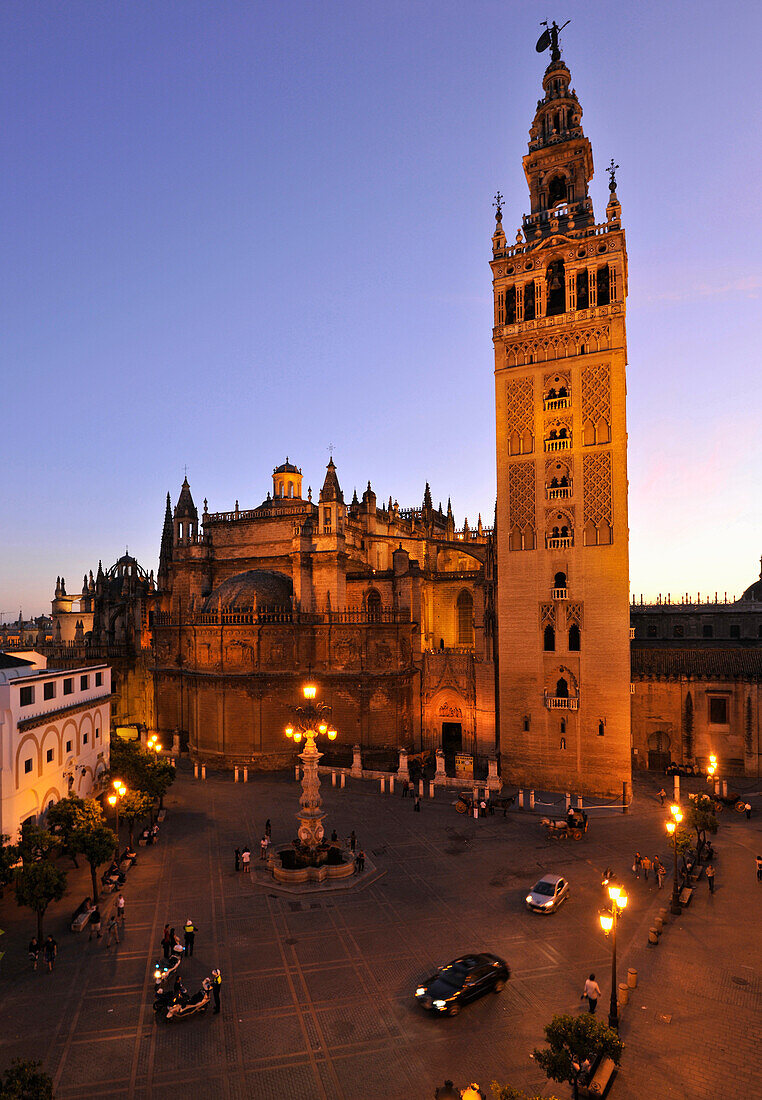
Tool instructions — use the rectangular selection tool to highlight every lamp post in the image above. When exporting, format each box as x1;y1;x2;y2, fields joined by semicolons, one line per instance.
285;683;338;853
147;734;163;756
666;802;683;916
599;883;627;1031
107;779;126;854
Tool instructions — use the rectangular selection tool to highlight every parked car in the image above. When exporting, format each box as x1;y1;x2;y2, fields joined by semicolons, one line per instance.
525;873;570;913
414;953;510;1016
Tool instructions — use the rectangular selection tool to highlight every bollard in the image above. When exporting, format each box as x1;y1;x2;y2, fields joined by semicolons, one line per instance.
673;774;680;800
340;772;345;789
295;765;300;781
627;967;638;989
484;787;490;801
194;763;199;779
648;927;659;946
618;983;629;1006
473;786;478;807
565;792;571;811
419;779;424;797
389;776;394;795
234;767;239;783
576;794;583;809
380;777;385;795
243;767;248;783
429;781;435;799
654;916;663;935
331;770;337;787
658;907;669;926
473;805;478;820
721;779;728;798
518;789;524;810
529;789;535;810
201;764;206;780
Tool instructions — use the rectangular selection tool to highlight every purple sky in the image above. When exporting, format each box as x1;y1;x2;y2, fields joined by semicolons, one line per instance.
2;1;760;618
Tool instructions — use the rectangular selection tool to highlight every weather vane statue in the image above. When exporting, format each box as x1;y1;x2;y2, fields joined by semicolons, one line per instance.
535;19;570;63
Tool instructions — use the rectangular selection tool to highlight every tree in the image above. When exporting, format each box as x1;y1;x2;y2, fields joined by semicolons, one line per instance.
685;792;719;859
46;796;86;867
0;1059;54;1099
0;835;19;889
14;860;67;942
110;740;175;814
532;1014;622;1089
16;823;60;866
119;790;153;847
71;824;117;901
491;1086;560;1100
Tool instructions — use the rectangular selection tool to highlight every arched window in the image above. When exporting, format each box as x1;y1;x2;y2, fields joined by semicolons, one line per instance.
576;269;589;310
560;737;566;750
556;676;568;698
568;624;580;651
457;590;474;646
554;572;567;588
367;589;381;622
548;175;567;206
505;286;516;325
288;482;294;498
544;625;555;652
560;718;566;734
597;265;610;306
524;282;536;321
546;259;566;315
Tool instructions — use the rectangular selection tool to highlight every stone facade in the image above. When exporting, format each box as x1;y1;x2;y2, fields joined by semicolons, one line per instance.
493;53;631;796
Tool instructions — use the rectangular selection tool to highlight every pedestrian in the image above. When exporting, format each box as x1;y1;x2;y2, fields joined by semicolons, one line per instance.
350;830;356;852
658;788;666;806
656;860;665;890
265;819;272;838
706;864;715;894
89;906;102;940
161;923;172;959
402;778;409;798
641;855;651;882
435;1080;459;1099
28;937;40;970
234;847;241;872
260;835;268;860
105;914;120;949
581;973;601;1014
184;918;197;956
745;803;752;820
356;849;365;872
331;829;338;842
211;968;222;1014
479;800;487;818
116;893;125;922
169;927;184;956
43;935;57;972
488;799;495;815
756;855;762;882
632;852;642;879
151;823;159;842
414;795;421;812
602;867;614;885
241;846;251;873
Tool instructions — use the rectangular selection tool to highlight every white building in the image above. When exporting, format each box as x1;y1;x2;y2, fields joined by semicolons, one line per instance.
0;651;111;837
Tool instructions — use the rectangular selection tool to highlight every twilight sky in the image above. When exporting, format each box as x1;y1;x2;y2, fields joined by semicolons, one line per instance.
2;0;760;618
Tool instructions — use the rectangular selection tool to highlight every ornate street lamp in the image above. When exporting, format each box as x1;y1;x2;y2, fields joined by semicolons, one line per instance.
599;883;627;1031
666;803;684;916
285;684;338;853
147;734;163;755
108;779;127;853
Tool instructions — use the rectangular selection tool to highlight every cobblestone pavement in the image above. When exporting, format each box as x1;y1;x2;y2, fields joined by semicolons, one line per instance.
0;765;759;1099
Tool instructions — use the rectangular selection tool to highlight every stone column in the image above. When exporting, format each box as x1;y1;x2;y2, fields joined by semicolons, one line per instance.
297;733;326;850
434;749;447;786
398;748;410;782
487;755;500;790
351;744;363;779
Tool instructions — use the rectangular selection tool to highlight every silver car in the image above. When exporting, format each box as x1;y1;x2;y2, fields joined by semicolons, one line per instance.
525;873;569;913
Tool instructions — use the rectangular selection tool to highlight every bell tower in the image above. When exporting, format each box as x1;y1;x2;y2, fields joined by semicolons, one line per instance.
493;33;631;797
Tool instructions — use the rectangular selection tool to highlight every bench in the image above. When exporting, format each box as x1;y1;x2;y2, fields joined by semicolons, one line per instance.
679;886;693;907
71;904;93;933
578;1054;617;1098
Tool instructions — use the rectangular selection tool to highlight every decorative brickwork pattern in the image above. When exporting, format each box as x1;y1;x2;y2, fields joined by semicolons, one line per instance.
540;602;557;628
566;602;583;629
505;378;534;433
505;326;610;367
508;461;536;529
582;452;612;525
581;364;611;425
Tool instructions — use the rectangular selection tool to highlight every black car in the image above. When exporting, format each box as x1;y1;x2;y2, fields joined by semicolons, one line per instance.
414;953;510;1016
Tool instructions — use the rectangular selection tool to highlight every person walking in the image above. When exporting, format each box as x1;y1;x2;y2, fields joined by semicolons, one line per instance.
105;914;120;949
434;1080;459;1098
234;847;241;872
633;852;642;879
745;803;752;820
241;846;251;873
211;968;222;1014
89;906;102;940
356;849;365;872
170;928;183;956
757;855;762;882
43;936;57;972
402;778;409;798
116;893;125;923
331;829;338;842
260;836;268;860
350;830;357;853
581;973;602;1014
641;855;651;882
658;788;667;806
656;859;666;890
28;937;40;970
414;795;421;813
265;819;272;838
184;918;198;957
161;924;172;959
706;864;716;894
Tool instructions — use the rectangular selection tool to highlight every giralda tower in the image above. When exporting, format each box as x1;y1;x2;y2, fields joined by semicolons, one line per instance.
492;30;631;797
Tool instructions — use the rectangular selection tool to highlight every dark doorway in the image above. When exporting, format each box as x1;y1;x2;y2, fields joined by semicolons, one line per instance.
647;731;671;772
442;722;463;754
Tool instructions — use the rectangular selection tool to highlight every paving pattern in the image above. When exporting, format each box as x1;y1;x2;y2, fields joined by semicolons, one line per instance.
0;766;759;1099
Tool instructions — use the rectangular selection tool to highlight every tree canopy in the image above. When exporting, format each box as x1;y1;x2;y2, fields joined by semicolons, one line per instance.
109;740;175;809
14;860;67;942
71;823;117;901
0;1059;54;1099
685;792;719;856
532;1014;623;1085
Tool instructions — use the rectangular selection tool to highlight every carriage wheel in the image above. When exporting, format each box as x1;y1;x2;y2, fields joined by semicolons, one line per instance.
735;800;746;813
714;803;723;813
572;829;583;841
455;801;468;814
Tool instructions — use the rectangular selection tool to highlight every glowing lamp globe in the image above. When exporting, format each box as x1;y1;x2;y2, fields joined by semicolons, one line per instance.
285;726;294;739
599;911;613;933
303;684;317;700
293;731;302;743
318;722;328;734
327;728;337;741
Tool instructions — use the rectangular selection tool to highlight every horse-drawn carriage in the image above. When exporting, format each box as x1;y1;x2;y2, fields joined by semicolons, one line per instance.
541;810;588;841
455;790;516;815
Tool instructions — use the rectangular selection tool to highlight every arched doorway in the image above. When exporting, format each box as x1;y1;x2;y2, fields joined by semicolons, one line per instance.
647;731;671;772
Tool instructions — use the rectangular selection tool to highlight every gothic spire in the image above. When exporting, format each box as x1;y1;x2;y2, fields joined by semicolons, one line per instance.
158;492;174;589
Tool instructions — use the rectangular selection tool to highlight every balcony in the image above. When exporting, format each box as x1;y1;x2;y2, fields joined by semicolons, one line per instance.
544;693;578;710
544;396;571;412
547;485;572;500
546;536;573;549
551;587;568;601
630;627;635;639
544;438;571;452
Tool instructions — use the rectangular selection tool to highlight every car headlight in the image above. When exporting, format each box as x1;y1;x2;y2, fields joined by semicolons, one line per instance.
154;969;161;980
542;900;554;907
525;895;533;903
433;999;447;1010
415;987;426;997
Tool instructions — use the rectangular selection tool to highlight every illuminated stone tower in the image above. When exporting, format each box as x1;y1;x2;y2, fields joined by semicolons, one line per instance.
493;42;631;797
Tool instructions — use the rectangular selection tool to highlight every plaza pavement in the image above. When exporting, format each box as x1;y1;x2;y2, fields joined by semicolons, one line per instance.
0;764;759;1099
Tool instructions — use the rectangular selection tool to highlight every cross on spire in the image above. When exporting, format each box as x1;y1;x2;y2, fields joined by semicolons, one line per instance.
493;191;504;220
608;158;620;192
183;464;188;478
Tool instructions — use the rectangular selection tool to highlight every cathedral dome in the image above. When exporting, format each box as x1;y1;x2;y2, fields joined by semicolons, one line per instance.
202;570;293;612
739;560;762;602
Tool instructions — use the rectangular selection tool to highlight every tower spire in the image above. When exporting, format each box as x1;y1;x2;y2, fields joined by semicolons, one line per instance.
158;492;174;589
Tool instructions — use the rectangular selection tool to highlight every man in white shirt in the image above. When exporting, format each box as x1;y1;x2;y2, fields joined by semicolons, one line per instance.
582;973;602;1013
